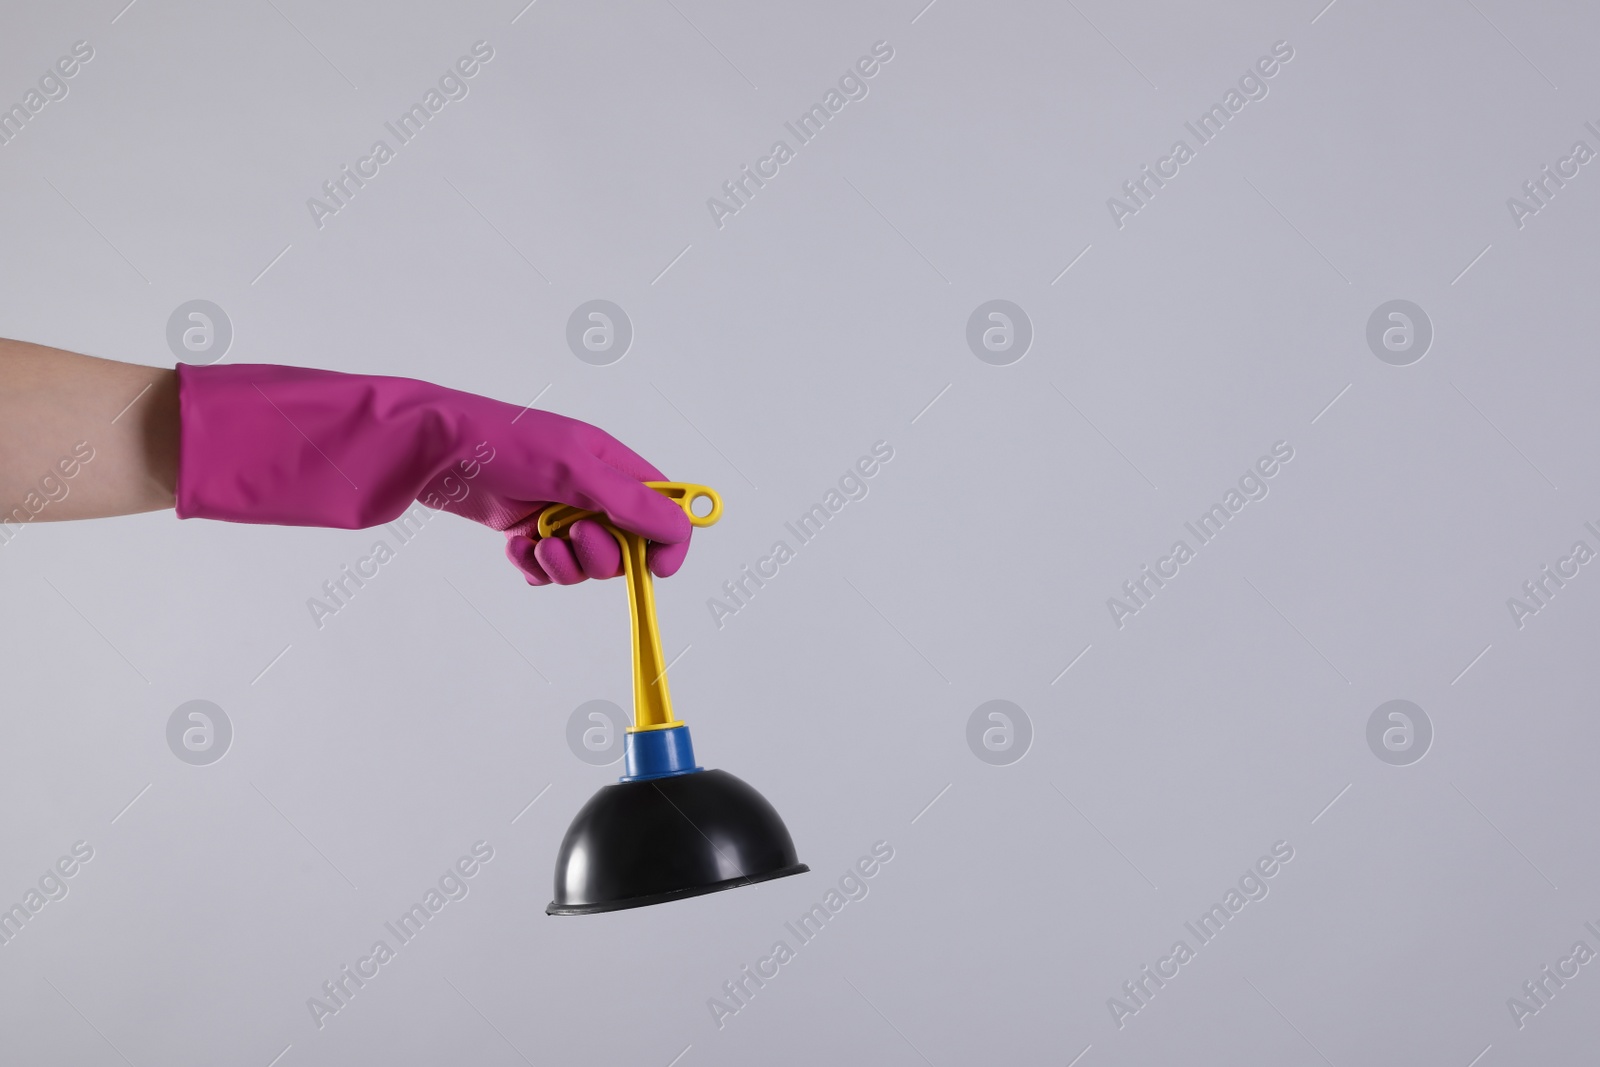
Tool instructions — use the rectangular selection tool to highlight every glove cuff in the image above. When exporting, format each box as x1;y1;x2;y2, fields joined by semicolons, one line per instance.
176;362;445;528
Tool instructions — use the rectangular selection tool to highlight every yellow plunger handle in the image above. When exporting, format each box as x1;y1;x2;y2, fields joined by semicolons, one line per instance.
536;483;721;733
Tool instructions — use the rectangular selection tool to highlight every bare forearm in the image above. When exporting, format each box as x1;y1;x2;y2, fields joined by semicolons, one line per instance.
0;339;177;521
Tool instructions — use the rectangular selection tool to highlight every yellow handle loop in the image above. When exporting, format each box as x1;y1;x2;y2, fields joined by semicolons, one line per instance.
536;483;721;733
535;482;721;538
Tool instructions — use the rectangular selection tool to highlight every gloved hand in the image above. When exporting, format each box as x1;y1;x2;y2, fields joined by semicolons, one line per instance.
174;363;691;585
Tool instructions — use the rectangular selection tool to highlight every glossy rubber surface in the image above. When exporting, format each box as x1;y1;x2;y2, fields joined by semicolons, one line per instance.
548;769;807;915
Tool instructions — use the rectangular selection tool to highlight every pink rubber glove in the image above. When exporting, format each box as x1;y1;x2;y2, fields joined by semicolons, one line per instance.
174;364;691;585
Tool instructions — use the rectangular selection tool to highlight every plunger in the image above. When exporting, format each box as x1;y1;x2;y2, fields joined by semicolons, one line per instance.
540;483;808;915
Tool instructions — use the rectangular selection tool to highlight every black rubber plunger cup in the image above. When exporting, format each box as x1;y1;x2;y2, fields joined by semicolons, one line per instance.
538;485;807;916
548;750;808;915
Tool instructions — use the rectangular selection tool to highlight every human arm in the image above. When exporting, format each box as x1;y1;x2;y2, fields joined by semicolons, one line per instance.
0;340;690;583
0;338;178;521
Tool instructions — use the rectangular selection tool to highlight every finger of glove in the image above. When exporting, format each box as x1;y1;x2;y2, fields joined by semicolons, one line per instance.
534;536;588;585
647;536;691;578
570;518;623;579
505;535;553;586
581;461;691;545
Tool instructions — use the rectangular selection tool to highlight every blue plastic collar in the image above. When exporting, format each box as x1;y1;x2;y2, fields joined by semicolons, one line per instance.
621;724;703;781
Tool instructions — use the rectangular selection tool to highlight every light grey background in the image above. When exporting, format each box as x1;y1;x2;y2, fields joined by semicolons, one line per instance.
0;0;1596;1064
